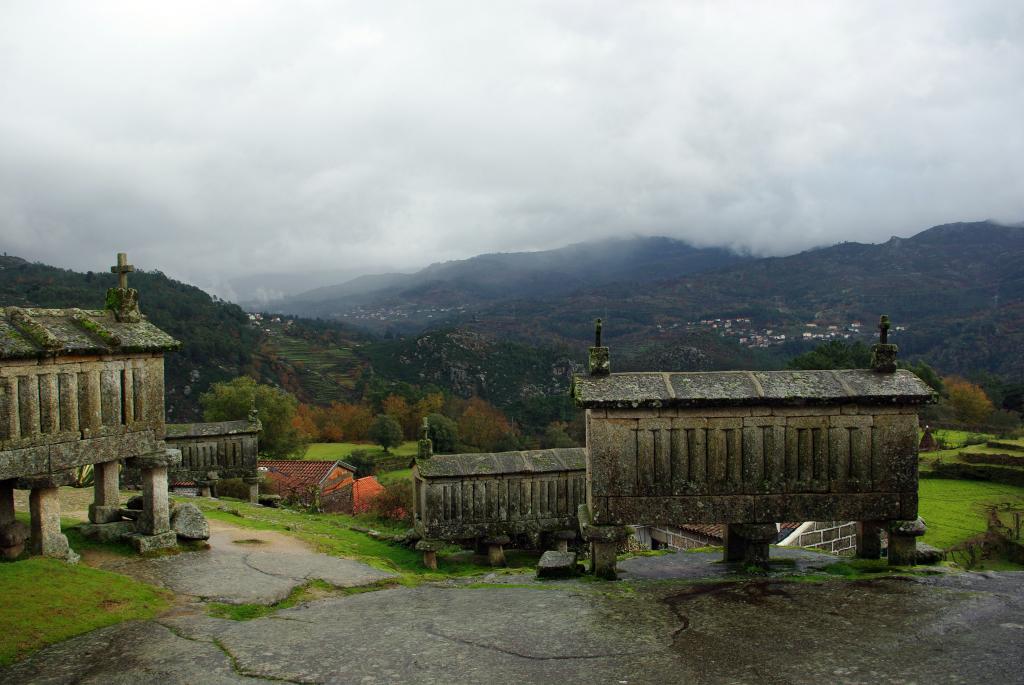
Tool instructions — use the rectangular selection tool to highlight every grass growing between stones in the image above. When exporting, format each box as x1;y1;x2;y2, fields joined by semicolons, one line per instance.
186;498;538;583
0;557;171;666
206;579;391;620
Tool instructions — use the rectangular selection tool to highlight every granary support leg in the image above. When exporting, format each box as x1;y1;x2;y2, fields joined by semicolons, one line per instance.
888;518;926;566
415;540;441;570
724;523;777;568
578;504;630;580
856;520;884;559
484;535;510;567
0;479;29;560
0;480;14;527
89;460;122;524
244;476;259;504
29;486;76;562
125;449;181;553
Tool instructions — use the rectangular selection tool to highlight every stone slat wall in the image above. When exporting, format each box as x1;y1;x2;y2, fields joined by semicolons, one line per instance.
587;404;919;526
0;354;165;479
419;470;586;540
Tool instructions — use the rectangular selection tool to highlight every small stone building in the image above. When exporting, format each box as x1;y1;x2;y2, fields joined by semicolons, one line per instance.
160;417;261;500
0;253;183;559
412;447;586;565
572;318;935;577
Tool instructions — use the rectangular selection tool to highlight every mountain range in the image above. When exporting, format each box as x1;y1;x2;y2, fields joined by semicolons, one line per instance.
2;219;1022;424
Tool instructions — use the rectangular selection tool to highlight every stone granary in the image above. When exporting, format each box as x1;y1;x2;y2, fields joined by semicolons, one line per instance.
147;415;262;501
0;253;183;559
572;317;935;578
412;438;586;568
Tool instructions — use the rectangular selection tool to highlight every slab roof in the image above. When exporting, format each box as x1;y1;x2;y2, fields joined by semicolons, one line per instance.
166;420;261;439
572;369;935;409
415;448;585;479
0;306;179;360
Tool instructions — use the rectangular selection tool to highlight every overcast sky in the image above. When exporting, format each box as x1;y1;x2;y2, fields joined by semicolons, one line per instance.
2;1;1023;300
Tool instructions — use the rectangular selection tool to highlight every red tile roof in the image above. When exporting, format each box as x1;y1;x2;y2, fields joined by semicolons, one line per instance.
259;460;354;499
352;476;385;513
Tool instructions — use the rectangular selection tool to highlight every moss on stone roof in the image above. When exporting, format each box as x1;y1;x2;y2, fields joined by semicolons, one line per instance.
572;369;935;409
0;307;180;360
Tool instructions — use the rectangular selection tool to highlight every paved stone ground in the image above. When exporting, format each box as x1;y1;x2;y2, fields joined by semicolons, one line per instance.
4;545;1023;684
99;519;396;604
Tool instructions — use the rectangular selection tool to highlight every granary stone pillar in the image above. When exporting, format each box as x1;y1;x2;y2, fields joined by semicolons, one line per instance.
244;476;260;504
125;448;181;552
89;460;122;524
0;479;28;560
0;479;14;527
724;523;777;568
27;484;77;562
140;466;170;535
888;518;926;566
416;539;440;570
856;520;884;559
578;504;630;580
483;535;510;567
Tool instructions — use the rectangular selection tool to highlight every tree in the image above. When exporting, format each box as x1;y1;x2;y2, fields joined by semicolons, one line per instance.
945;377;995;426
542;421;578;448
426;413;459;453
458;397;516;452
369;414;403;453
200;376;304;457
787;341;872;370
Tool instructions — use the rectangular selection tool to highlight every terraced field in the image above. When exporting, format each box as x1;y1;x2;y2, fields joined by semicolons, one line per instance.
257;326;365;404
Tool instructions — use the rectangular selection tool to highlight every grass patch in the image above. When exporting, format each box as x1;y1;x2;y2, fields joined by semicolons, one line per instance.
303;442;418;461
186;498;529;583
0;557;171;666
918;479;1024;549
379;468;412;484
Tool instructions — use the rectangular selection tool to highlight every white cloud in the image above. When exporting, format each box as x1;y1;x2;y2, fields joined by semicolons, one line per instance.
1;1;1022;296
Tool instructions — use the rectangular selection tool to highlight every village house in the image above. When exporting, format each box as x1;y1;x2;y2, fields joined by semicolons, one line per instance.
258;459;383;514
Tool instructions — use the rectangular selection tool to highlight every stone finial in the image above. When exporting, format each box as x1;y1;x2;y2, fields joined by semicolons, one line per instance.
588;318;610;377
248;396;259;424
418;417;433;459
870;314;898;373
106;251;141;323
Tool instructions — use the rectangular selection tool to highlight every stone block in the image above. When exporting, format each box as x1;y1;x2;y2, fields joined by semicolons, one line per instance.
88;504;123;524
536;551;580;579
0;520;29;559
126;530;177;553
171;502;210;540
915;542;944;565
79;520;136;544
126;448;181;470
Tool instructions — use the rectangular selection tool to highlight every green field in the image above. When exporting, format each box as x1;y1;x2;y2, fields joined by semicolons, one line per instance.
918;479;1024;549
0;557;171;666
303;441;418;462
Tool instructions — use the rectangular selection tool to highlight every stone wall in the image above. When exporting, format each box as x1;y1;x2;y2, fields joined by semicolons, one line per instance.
780;520;858;555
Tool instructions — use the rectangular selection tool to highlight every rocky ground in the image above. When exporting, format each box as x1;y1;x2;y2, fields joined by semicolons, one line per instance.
3;517;1023;684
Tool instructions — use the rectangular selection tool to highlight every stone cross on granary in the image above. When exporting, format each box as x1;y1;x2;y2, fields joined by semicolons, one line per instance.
111;252;135;290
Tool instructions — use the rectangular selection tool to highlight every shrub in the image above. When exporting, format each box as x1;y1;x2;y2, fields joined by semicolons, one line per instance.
368;479;413;523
